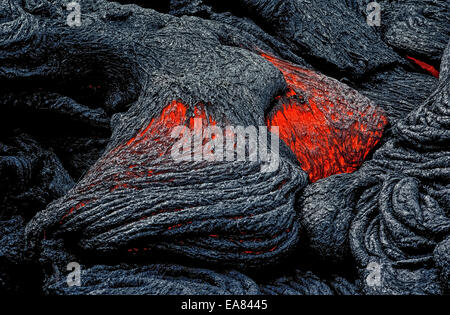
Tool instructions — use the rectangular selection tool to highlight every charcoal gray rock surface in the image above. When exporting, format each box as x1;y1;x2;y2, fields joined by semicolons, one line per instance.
47;263;261;295
0;0;448;295
299;41;450;294
434;236;450;293
0;132;74;219
170;0;403;80
0;216;42;293
380;0;450;66
0;216;25;293
358;67;438;123
259;270;360;295
35;239;262;295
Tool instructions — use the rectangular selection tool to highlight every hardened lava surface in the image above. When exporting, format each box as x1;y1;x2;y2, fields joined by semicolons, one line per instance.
0;0;448;295
299;43;450;294
263;53;387;182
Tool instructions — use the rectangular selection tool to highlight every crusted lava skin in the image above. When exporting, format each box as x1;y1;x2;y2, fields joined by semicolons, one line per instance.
263;53;387;182
299;42;450;294
0;0;448;295
15;0;307;270
27;98;306;268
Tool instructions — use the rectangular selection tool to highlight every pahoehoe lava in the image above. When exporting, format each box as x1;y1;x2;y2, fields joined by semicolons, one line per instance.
0;0;448;295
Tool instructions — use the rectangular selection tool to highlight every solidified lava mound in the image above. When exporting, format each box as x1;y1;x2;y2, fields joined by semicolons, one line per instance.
263;53;387;182
0;0;448;295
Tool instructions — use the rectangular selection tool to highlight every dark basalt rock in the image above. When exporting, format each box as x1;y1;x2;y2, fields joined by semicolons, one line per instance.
298;173;367;264
259;270;360;295
380;0;450;66
0;216;42;294
36;239;261;295
0;0;448;295
434;236;450;293
358;67;438;123
0;89;112;181
47;263;261;295
0;90;110;130
299;41;450;294
43;136;110;181
171;0;403;79
0;216;25;293
347;0;449;67
0;132;74;220
34;239;262;295
16;0;306;273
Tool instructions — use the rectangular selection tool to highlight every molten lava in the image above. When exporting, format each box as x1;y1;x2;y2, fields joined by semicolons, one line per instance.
61;101;218;222
262;53;388;182
406;56;439;78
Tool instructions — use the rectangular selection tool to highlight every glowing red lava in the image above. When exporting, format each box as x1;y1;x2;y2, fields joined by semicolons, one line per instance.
262;53;388;182
406;56;439;78
59;101;217;224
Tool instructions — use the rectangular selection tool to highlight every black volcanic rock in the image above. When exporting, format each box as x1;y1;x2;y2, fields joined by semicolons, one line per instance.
0;216;42;293
358;67;438;123
0;216;26;293
13;0;306;279
171;0;403;79
299;41;450;294
380;0;450;66
47;263;261;295
0;0;448;295
259;269;360;295
0;132;74;220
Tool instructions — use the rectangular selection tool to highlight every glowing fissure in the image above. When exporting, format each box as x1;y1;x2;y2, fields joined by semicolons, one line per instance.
262;53;388;182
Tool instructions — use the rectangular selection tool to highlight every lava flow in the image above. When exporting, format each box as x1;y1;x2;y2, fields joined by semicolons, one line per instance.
262;53;388;182
61;100;218;221
406;56;440;78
